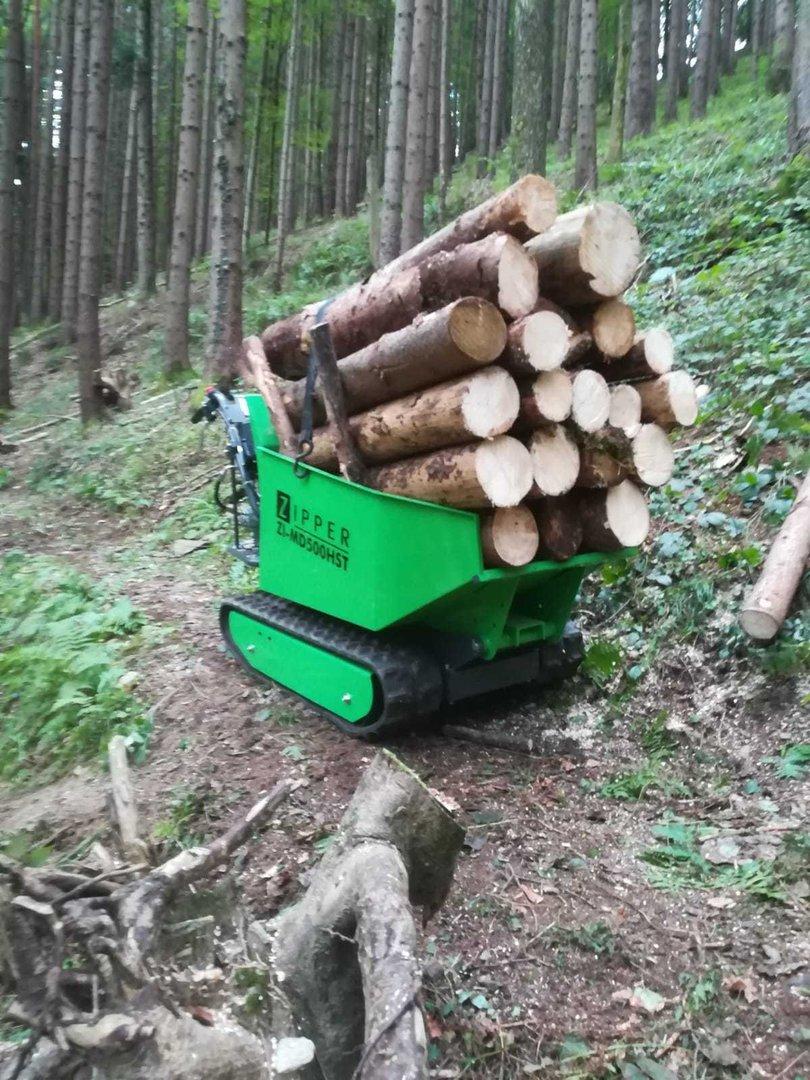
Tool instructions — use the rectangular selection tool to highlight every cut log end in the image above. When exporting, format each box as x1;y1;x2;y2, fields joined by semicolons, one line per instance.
580;479;650;551
461;366;521;438
528;424;581;496
480;506;540;567
580;202;642;298
609;384;642;435
513;174;559;235
449;297;509;361
497;237;541;318
522;309;571;371
527;369;573;424
636;327;674;373
638;370;699;428
571;369;611;433
632;423;675;487
587;299;636;357
475;436;535;507
739;608;781;641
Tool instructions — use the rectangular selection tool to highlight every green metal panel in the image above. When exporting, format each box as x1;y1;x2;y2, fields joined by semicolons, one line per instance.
227;610;375;723
244;393;278;452
257;448;485;630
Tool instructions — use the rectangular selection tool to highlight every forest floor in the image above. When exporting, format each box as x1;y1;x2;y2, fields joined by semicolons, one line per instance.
1;70;808;1078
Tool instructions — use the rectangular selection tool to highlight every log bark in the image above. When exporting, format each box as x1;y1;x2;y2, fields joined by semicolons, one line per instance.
272;751;464;1080
241;336;298;455
261;266;423;378
369;436;534;509
636;369;698;428
525;201;641;306
481;506;540;567
500;306;572;374
570;369;611;433
517;369;573;425
575;299;636;357
377;174;557;279
307;366;519;468
740;472;810;641
308;321;368;483
531;495;584;560
278;299;507;424
107;736;149;866
577;479;650;550
527;423;580;496
420;232;539;319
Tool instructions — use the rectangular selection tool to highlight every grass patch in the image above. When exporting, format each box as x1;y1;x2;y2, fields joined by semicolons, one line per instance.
0;553;151;783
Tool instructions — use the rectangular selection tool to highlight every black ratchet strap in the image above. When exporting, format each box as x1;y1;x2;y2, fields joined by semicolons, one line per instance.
294;296;336;476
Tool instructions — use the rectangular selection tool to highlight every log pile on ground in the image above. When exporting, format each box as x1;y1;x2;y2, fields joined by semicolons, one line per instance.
244;179;701;569
0;744;460;1080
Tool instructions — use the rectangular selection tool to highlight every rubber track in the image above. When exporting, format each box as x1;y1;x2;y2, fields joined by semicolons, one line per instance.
220;592;444;738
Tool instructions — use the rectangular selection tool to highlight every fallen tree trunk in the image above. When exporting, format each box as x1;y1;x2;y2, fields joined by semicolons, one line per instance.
740;471;810;640
525;202;641;306
279;298;507;424
577;479;650;551
531;495;584;561
261;266;423;378
570;369;611;433
240;335;298;455
636;370;699;429
517;370;573;426
481;506;540;567
368;436;534;509
377;174;557;279
526;424;581;496
575;299;636;358
272;751;464;1080
419;233;539;319
307;366;520;468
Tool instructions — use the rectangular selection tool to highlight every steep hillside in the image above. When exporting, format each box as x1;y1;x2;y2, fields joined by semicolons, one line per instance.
1;71;808;1077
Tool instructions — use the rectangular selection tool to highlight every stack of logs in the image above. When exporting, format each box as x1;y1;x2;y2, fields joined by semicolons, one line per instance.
241;176;700;569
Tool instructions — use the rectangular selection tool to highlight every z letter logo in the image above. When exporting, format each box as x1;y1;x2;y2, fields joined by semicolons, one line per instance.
276;491;291;523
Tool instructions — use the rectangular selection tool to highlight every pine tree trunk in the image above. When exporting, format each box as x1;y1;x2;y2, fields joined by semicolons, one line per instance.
512;0;550;175
163;11;180;273
664;0;686;119
379;0;414;263
0;0;25;408
165;0;206;374
438;0;452;214
608;0;630;158
115;80;138;291
194;9;215;257
302;34;319;224
557;0;582;158
488;0;508;165
690;0;716;116
650;0;660;116
625;0;654;138
206;0;245;379
135;0;156;295
323;16;345;219
335;16;355;218
424;0;440;187
477;0;497;176
30;0;61;320
400;0;433;252
48;0;75;322
789;0;809;155
243;1;273;246
272;0;301;291
61;0;90;343
721;0;737;73
769;0;794;91
575;0;598;189
76;0;113;423
550;0;570;136
345;17;365;214
709;0;723;93
364;10;382;261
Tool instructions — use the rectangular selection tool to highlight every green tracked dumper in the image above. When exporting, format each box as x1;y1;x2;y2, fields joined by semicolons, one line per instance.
198;388;631;738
